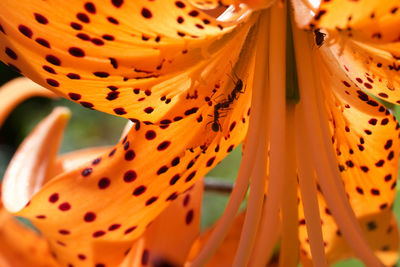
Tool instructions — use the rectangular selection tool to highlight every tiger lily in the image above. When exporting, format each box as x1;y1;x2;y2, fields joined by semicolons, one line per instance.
0;0;400;266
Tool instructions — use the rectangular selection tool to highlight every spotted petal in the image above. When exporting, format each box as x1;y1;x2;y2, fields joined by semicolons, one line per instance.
298;43;400;265
0;204;60;267
3;76;251;267
0;0;255;123
294;0;400;43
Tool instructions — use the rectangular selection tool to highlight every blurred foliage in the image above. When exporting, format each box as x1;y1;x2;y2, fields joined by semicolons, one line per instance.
1;60;400;266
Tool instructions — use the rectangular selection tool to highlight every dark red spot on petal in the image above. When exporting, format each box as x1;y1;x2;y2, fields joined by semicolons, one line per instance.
68;93;82;100
98;177;111;189
145;197;158;206
108;224;121;231
69;47;85;57
157;141;170;151
145;130;156;140
34;13;48;24
18;25;33;38
5;47;17;60
49;193;59;203
185;209;194;224
35;38;50;48
141;8;152;18
77;13;90;23
124;170;137;183
144;107;154;114
133;185;146;196
112;0;124;7
125;150;135;161
81;167;92;177
114;107;126;115
59;202;71;211
84;212;96;222
84;2;96;14
46;79;59;87
92;231;105;238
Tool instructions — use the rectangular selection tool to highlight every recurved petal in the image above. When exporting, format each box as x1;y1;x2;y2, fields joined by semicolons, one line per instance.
2;17;255;264
4;85;250;267
0;0;253;122
320;32;400;106
293;0;400;43
318;46;400;217
2;107;70;213
0;77;57;127
0;206;60;267
120;178;203;267
298;43;400;265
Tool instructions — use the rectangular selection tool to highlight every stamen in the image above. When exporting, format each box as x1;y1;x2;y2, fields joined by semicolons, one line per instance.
233;6;277;266
188;10;268;267
296;109;327;267
279;103;299;267
292;23;382;266
248;2;288;266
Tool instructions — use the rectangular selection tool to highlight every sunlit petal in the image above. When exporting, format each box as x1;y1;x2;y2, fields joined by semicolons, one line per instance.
3;86;250;267
298;35;400;265
0;0;255;122
295;0;400;43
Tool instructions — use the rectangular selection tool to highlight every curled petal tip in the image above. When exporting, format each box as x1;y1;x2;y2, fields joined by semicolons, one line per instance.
2;107;70;213
52;106;71;120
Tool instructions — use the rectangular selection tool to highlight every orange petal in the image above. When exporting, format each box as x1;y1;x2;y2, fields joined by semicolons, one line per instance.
293;0;400;43
120;178;203;267
4;86;251;267
0;206;60;267
0;0;254;122
187;0;234;10
2;107;70;213
319;46;400;218
319;32;400;105
298;42;400;265
0;77;57;127
2;21;256;265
